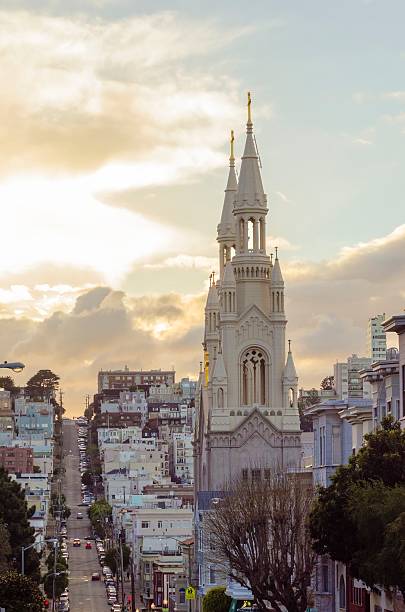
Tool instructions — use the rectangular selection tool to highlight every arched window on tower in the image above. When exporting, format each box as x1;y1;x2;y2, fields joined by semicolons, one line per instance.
218;388;224;409
241;347;268;407
289;388;295;408
247;218;254;251
259;217;265;251
239;219;245;252
276;291;280;312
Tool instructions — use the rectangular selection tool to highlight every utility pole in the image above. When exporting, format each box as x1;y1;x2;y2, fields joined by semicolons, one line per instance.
52;539;58;612
119;531;125;607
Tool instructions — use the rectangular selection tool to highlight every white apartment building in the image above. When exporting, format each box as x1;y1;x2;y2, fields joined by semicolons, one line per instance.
129;507;193;607
97;426;142;447
170;432;194;484
334;355;372;400
367;313;387;361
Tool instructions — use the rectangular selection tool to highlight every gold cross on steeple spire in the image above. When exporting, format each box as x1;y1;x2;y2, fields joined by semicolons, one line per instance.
247;91;252;124
230;129;235;161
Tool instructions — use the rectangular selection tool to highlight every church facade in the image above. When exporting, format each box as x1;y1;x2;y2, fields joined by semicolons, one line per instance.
194;100;302;493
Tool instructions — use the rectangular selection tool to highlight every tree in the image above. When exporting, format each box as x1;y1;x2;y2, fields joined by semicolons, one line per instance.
207;470;316;612
320;375;334;391
0;519;11;572
26;369;60;400
0;375;17;393
43;564;68;600
104;545;130;576
88;499;112;538
0;468;40;580
297;389;319;432
0;571;45;612
203;586;232;612
310;416;405;595
81;470;93;487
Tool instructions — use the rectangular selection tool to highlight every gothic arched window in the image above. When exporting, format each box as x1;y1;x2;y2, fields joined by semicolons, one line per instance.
241;347;268;406
289;388;295;407
218;388;224;409
339;575;346;609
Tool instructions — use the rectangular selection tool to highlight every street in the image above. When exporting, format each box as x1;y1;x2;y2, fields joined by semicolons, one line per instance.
63;418;110;612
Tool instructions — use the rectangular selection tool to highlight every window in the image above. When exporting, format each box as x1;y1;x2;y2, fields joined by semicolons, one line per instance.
352;585;362;605
339;575;346;609
319;426;326;465
209;566;216;584
322;565;329;592
241;347;268;406
332;426;341;465
402;366;405;418
251;469;261;481
242;468;248;481
179;589;186;604
141;521;149;529
158;521;162;529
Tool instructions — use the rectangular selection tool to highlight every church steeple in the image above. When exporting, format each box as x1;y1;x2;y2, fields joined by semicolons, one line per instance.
217;130;238;280
232;93;271;314
234;92;268;245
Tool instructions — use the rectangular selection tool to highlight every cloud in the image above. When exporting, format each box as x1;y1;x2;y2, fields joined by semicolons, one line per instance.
145;255;218;271
2;223;404;414
382;91;405;101
267;236;299;252
275;191;293;204
0;10;248;179
2;287;205;414
352;138;373;145
285;224;405;384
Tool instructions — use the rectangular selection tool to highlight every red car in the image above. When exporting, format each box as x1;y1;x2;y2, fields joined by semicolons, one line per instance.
91;572;101;581
85;542;92;550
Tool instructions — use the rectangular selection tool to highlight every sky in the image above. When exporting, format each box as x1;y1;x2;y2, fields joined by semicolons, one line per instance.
0;0;404;416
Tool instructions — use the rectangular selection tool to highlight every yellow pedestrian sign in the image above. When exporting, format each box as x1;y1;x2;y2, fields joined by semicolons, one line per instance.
185;586;196;600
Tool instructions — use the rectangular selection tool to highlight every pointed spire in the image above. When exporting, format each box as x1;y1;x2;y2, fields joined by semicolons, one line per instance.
284;340;298;379
219;130;238;230
271;249;284;284
212;349;227;381
206;278;219;308
235;91;266;210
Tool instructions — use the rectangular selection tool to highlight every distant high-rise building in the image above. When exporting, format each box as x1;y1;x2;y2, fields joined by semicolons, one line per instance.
367;314;387;361
334;354;372;400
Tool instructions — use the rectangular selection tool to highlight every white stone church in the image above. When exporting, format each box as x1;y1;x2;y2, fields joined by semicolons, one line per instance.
194;99;302;493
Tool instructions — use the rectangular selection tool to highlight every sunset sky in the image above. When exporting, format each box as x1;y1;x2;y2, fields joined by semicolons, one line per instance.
1;0;405;415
